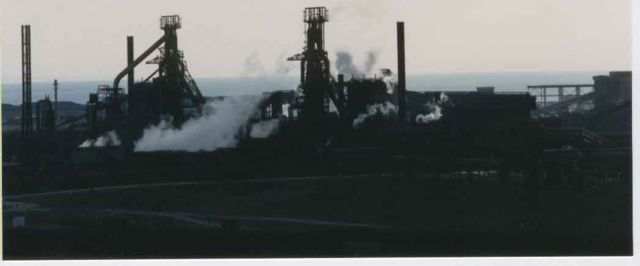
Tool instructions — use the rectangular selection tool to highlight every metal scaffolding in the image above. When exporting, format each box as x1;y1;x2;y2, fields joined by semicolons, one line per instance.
527;84;593;108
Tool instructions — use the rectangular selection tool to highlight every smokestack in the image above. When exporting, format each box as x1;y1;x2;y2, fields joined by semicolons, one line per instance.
396;22;407;123
127;36;134;91
53;79;58;122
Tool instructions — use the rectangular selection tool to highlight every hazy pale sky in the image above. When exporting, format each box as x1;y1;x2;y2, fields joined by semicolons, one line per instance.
0;0;632;83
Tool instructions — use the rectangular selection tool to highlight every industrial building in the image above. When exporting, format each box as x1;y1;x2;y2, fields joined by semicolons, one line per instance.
2;7;633;259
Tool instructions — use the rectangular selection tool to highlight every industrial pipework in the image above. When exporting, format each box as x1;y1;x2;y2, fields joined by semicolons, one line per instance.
110;15;205;122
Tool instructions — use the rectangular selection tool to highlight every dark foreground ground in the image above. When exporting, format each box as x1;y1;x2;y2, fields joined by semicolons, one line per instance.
3;172;632;259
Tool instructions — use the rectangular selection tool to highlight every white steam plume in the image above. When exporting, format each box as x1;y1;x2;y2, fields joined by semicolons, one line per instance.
79;130;121;148
380;69;395;93
250;119;280;138
416;102;443;124
352;102;397;129
134;96;262;152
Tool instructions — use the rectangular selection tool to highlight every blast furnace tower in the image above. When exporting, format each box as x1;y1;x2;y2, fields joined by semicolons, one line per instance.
288;7;334;121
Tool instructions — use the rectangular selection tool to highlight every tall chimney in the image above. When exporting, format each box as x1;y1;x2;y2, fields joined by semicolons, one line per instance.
396;21;407;123
53;79;58;122
127;36;134;91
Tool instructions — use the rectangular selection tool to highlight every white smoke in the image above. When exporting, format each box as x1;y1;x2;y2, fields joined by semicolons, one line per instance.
134;96;262;152
383;76;395;94
416;102;443;124
79;130;121;148
380;69;395;94
250;119;280;139
352;102;397;129
440;93;449;103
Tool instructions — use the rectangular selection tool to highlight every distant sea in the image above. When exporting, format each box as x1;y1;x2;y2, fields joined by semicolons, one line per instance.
1;71;608;105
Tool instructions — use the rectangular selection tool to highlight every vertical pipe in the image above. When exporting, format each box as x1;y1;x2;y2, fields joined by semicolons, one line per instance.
53;79;58;122
300;60;305;85
558;86;563;101
36;101;41;132
397;22;407;123
337;73;346;116
21;26;26;143
337;74;345;104
127;36;134;92
21;25;33;164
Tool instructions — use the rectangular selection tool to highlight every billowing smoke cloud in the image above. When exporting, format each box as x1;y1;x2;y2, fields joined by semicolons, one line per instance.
79;130;121;148
440;93;449;103
250;119;280;138
353;102;397;129
415;103;442;124
242;51;266;77
334;50;379;79
134;96;262;152
415;94;447;124
380;68;395;93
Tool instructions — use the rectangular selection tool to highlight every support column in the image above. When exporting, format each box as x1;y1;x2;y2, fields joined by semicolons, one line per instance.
127;36;134;92
21;25;33;164
397;22;407;123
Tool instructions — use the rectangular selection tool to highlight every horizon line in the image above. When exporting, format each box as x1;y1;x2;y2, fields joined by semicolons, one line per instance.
0;69;622;85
